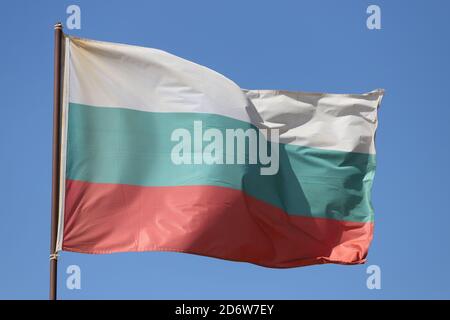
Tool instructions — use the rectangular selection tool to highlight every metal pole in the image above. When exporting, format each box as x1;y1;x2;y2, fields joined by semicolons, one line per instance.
50;22;63;301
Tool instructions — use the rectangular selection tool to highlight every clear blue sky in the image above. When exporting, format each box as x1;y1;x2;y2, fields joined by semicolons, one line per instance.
1;0;449;299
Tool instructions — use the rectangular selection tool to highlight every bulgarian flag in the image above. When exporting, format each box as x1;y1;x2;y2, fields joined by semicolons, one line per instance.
55;36;383;268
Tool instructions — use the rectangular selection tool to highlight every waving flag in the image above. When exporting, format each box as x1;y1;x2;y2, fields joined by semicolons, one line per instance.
56;35;383;268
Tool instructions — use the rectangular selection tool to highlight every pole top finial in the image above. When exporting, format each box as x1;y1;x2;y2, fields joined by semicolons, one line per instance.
54;22;63;30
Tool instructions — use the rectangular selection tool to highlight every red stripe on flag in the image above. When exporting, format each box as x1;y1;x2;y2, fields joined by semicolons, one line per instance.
63;179;373;268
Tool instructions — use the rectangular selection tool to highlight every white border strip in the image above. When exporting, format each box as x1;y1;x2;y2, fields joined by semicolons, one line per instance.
55;36;70;252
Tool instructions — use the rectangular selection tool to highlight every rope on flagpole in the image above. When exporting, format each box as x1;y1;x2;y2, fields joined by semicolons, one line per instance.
49;253;59;261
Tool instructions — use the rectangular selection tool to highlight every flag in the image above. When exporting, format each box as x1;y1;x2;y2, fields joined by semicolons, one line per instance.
56;35;383;268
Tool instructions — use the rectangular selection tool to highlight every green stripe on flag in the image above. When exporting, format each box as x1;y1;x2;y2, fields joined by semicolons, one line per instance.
66;103;376;222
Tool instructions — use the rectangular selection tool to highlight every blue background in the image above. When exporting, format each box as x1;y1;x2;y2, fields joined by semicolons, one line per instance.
1;0;449;299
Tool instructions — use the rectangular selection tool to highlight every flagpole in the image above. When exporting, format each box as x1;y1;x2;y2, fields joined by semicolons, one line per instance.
50;22;63;301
